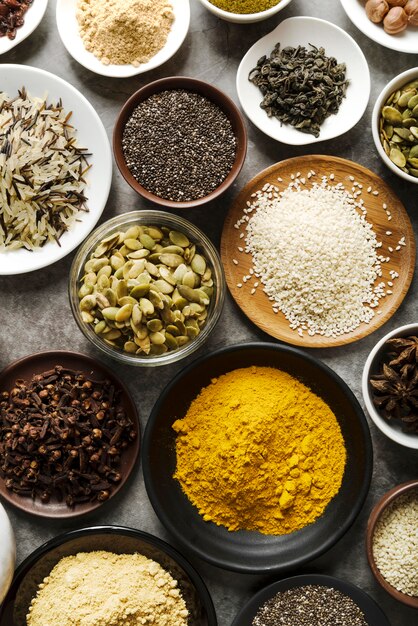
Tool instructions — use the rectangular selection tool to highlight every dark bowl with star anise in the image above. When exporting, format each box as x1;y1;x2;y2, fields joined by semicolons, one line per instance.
362;324;418;449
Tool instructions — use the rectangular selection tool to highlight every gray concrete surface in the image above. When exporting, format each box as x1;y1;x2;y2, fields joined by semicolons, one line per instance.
0;0;417;624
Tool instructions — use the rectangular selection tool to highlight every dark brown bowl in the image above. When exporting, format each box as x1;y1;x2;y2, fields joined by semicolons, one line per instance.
113;76;247;209
143;342;373;573
0;351;140;519
366;479;418;609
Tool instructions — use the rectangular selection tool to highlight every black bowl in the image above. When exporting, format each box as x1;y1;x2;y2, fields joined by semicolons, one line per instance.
142;342;373;573
0;526;217;626
231;574;390;625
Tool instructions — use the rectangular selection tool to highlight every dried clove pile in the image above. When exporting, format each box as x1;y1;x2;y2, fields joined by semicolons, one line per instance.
248;43;349;137
0;0;33;40
0;366;137;507
369;336;418;432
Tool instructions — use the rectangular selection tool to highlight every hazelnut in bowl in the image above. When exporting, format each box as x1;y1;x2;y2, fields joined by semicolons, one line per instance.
366;480;418;608
196;0;293;24
372;67;418;184
69;210;226;367
362;323;418;449
113;77;247;209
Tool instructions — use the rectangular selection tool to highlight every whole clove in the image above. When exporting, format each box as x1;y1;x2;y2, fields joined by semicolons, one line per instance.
0;365;137;507
0;0;33;40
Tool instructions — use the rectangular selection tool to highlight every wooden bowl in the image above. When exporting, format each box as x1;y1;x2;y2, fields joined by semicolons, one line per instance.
221;155;415;348
113;76;247;209
366;480;418;609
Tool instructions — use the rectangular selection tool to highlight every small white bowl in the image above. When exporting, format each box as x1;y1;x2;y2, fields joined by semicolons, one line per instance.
340;0;418;55
56;0;190;78
236;17;370;146
0;502;15;605
362;323;418;450
196;0;293;23
0;0;48;55
0;65;112;276
372;67;418;185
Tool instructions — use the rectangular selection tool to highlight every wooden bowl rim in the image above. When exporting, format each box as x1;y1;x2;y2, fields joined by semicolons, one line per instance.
366;479;418;608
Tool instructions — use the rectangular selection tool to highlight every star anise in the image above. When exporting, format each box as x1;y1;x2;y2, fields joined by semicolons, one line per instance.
369;336;418;433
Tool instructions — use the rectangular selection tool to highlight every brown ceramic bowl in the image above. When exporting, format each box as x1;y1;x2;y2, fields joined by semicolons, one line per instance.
113;76;247;209
0;351;140;519
366;479;418;609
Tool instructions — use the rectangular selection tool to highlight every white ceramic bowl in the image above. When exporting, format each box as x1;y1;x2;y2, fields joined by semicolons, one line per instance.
56;0;190;78
0;64;112;276
0;502;15;605
340;0;418;55
196;0;293;23
372;67;418;185
236;17;370;146
362;323;418;450
0;0;48;55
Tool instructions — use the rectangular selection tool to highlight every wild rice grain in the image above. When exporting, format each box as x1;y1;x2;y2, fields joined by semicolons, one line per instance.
0;88;90;251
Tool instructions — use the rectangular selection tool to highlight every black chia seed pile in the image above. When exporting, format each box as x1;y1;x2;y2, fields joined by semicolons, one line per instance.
252;585;368;626
121;89;237;202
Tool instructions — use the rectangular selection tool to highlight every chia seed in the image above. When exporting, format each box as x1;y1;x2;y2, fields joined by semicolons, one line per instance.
252;585;368;626
122;89;237;202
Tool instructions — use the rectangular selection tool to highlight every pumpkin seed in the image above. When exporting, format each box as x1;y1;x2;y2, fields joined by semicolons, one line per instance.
159;253;184;267
140;234;156;250
124;341;137;353
382;106;403;124
191;254;206;275
80;295;97;311
124;238;142;251
147;319;163;333
169;230;190;247
390;147;406;168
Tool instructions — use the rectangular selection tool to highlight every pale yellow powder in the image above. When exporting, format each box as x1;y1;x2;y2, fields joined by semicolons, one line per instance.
26;551;189;626
76;0;174;66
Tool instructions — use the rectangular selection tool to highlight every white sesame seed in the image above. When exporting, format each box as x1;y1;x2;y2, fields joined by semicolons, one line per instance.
232;259;238;265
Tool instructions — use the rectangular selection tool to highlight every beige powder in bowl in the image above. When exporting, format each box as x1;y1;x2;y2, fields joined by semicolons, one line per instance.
26;551;189;626
76;0;174;66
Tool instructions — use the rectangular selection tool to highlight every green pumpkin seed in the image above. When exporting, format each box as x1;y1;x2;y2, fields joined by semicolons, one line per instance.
148;288;164;310
402;117;416;128
147;319;163;333
130;284;150;299
152;279;174;294
191;254;206;275
81;311;95;324
165;332;178;350
136;335;151;354
106;329;122;341
182;270;196;288
150;331;165;345
118;296;137;307
390;147;406;168
110;254;125;270
382;106;403;124
159;266;176;285
138;234;155;250
124;226;142;240
177;335;190;347
140;298;154;316
407;157;418;168
131;304;142;326
410;127;418;140
96;293;110;309
124;341;138;353
159;253;184;267
394;127;413;141
166;324;180;337
94;320;107;335
104;288;117;307
102;307;120;321
80;294;97;311
117;280;129;300
147;226;164;240
398;90;415;107
124;238;142;251
78;283;93;298
169;230;190;247
128;249;150;260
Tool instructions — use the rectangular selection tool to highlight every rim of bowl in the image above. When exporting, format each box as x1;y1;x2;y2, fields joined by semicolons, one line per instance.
197;0;293;21
143;341;373;573
69;210;226;367
366;480;418;609
113;76;247;209
362;323;418;449
1;525;217;625
372;67;418;185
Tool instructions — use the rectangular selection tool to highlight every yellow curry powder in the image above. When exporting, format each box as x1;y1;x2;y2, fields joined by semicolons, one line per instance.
173;366;346;535
209;1;280;14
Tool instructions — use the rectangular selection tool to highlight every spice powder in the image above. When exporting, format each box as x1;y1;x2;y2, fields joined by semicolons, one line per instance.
173;366;347;534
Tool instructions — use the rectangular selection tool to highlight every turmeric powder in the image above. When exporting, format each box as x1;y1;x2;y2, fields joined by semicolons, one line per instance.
173;366;346;535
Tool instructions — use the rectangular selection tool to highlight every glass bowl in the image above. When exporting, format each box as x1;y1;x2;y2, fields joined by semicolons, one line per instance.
69;210;225;367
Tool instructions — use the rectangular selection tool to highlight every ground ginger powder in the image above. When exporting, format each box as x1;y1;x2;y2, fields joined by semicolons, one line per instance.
26;551;189;626
77;0;174;67
173;366;347;534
